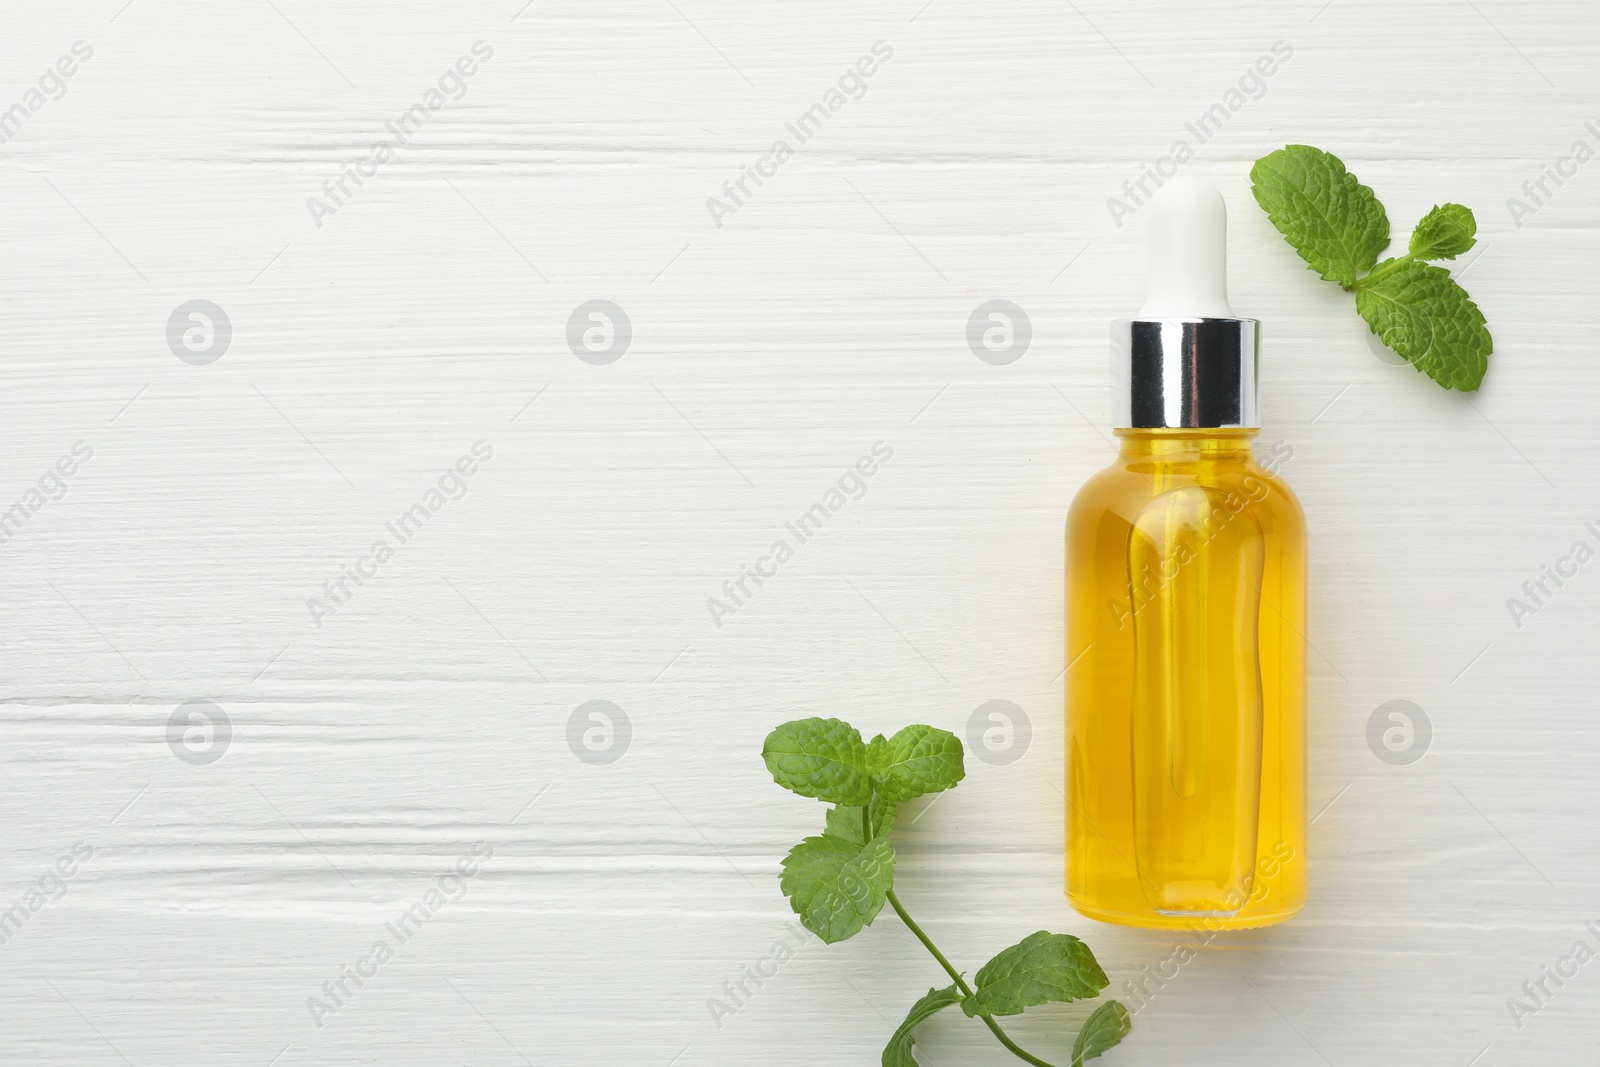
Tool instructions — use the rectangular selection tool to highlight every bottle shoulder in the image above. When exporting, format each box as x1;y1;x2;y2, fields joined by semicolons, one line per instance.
1251;465;1305;526
1068;450;1304;532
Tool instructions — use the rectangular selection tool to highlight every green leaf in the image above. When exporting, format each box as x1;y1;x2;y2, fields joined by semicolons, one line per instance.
881;984;963;1067
869;725;966;805
1250;144;1390;288
864;733;892;776
779;834;895;943
960;931;1109;1018
763;718;871;805
1072;1000;1132;1066
823;798;896;846
1355;259;1492;391
1408;203;1476;260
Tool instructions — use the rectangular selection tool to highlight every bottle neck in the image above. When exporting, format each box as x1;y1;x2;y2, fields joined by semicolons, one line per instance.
1114;427;1257;460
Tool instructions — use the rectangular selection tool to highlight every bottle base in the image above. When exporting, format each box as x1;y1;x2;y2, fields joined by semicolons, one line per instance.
1067;894;1303;931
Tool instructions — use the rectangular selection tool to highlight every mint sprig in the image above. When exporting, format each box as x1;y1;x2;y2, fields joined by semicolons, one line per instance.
762;717;1130;1067
1250;144;1492;391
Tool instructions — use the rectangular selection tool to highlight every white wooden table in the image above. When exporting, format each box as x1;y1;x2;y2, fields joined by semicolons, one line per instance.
2;1;1596;1063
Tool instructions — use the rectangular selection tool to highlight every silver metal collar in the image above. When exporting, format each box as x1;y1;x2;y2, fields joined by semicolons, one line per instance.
1110;318;1259;429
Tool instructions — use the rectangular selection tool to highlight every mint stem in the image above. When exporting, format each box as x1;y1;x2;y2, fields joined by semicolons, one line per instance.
883;889;1062;1067
866;808;1062;1067
1351;251;1413;291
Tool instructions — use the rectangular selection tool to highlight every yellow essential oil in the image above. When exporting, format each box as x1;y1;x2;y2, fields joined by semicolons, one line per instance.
1067;429;1305;928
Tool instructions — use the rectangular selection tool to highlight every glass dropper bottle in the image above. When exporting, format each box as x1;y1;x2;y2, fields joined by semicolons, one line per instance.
1065;174;1307;930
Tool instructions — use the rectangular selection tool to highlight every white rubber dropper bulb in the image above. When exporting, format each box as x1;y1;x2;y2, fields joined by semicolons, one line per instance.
1136;174;1236;319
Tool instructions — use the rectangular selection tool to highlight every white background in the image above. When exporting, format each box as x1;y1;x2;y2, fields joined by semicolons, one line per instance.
2;1;1597;1064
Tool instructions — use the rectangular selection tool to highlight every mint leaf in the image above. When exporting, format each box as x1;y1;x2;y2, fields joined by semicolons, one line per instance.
1409;203;1476;260
763;718;871;805
1251;144;1389;288
1355;259;1491;391
779;834;895;943
1250;144;1495;392
960;931;1109;1019
882;984;963;1067
869;724;966;805
865;733;891;776
824;797;896;846
1072;1000;1132;1066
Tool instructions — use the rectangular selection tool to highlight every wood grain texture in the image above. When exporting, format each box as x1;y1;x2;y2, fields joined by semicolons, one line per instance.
2;0;1598;1063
